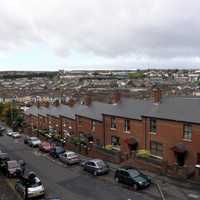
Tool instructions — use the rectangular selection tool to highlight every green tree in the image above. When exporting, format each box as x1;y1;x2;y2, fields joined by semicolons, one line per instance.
128;71;145;79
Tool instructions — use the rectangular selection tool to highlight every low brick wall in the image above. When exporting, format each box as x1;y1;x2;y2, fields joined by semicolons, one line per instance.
65;142;122;164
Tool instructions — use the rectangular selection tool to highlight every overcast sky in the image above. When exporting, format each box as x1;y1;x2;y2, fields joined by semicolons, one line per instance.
0;0;200;71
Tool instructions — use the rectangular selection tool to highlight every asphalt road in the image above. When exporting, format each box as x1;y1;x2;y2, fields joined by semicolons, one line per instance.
0;135;160;200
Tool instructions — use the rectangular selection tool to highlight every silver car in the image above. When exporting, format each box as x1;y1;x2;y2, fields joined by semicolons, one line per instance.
59;151;80;165
27;137;41;147
15;176;45;198
82;159;109;176
12;132;21;138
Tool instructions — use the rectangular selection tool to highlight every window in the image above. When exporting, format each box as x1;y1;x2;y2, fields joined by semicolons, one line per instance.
124;119;130;132
183;124;192;140
197;153;200;164
150;118;157;133
91;120;96;131
111;136;120;146
150;141;163;158
111;117;116;129
78;117;83;126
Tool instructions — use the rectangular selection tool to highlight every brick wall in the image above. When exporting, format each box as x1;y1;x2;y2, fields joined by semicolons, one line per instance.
145;117;200;166
76;115;104;146
60;116;76;138
104;115;144;153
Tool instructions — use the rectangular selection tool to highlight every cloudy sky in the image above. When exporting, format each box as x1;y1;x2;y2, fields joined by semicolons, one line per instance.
0;0;200;71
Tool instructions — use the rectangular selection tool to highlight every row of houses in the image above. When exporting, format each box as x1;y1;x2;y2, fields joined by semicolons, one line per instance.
24;88;200;172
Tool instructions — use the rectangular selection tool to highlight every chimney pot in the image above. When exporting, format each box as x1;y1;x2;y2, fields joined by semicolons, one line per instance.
67;98;76;107
84;95;92;106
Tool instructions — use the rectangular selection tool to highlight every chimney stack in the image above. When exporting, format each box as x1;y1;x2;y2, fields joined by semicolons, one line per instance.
44;101;49;108
112;92;121;104
153;88;162;104
84;95;92;106
54;100;60;107
67;98;76;107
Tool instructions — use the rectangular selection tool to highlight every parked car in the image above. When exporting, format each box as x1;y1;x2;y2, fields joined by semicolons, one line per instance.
2;160;22;177
39;141;55;153
0;127;5;136
6;131;14;137
27;137;41;147
24;135;30;144
114;166;151;190
12;132;21;138
0;152;10;169
15;172;45;199
49;146;65;158
82;159;109;176
59;151;80;165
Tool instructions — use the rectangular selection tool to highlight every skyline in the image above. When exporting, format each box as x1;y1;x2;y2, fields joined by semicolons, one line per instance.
0;0;200;71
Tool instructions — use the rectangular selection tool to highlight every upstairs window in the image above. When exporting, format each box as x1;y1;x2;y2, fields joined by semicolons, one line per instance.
91;120;96;131
78;117;83;126
124;119;130;132
150;118;157;133
183;124;192;140
197;153;200;164
111;117;116;129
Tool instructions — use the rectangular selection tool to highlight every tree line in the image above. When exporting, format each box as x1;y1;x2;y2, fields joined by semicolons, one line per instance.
0;103;24;130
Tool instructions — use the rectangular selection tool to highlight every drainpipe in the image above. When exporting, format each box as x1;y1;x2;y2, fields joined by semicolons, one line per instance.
103;114;106;148
144;117;147;149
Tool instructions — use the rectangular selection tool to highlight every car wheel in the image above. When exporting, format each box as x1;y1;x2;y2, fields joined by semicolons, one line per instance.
133;183;139;191
114;177;119;183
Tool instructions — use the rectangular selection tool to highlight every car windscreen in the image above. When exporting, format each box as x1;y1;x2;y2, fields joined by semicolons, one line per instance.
96;161;106;167
56;147;64;153
128;169;140;178
31;138;39;141
67;152;76;157
28;178;42;187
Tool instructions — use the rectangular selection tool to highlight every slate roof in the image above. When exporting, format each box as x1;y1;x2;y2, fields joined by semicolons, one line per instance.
76;101;112;121
25;96;200;124
143;96;200;124
102;97;153;120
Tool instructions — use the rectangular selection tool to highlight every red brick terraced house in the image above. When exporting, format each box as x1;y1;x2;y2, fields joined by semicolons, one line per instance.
59;103;84;139
103;96;152;154
143;91;200;168
24;90;200;174
76;96;111;148
24;105;40;130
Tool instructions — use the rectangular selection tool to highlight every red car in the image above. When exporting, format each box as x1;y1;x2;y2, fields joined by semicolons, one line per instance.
39;142;55;153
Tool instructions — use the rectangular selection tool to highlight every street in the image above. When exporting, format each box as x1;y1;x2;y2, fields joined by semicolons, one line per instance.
0;134;162;200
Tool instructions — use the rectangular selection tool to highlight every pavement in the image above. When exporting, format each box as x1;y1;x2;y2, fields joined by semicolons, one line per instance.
0;133;200;200
0;174;21;200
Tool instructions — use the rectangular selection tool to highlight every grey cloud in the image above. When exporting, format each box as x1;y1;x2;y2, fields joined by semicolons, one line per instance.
0;0;200;67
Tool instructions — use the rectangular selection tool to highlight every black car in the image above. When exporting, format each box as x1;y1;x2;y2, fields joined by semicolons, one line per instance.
49;146;65;158
0;153;10;170
114;166;151;190
82;159;109;176
24;135;30;144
